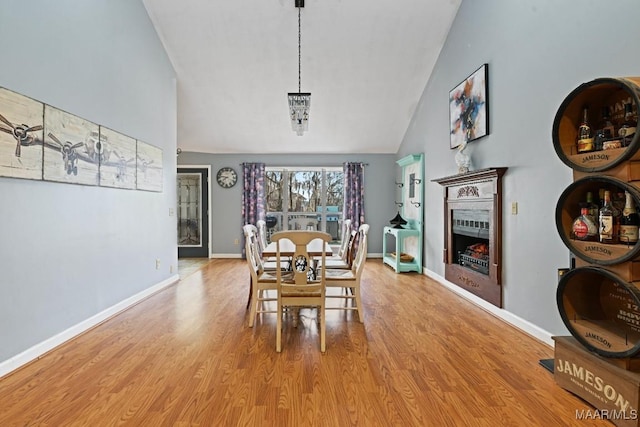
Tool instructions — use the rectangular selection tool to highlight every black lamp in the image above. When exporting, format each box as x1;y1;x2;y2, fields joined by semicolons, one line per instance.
389;212;407;229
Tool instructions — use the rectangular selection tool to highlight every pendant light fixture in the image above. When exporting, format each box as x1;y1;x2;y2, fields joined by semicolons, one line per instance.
288;0;310;136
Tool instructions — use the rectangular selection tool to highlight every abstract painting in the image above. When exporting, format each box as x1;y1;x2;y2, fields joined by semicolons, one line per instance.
136;140;163;192
99;126;136;189
43;105;100;185
449;63;489;149
0;87;44;180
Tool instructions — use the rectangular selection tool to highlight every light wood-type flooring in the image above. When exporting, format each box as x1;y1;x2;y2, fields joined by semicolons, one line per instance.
0;259;610;426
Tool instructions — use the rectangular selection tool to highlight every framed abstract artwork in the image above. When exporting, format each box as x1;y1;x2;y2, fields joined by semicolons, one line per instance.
449;63;489;149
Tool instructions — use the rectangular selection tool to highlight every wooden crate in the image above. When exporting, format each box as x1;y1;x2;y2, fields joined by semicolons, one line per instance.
554;336;640;426
575;258;640;282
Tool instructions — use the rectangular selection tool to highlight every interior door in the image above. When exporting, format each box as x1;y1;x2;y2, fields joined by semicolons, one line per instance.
177;168;209;258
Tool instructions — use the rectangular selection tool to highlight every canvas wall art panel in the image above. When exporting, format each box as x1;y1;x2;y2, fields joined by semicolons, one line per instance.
99;126;136;189
0;87;44;180
449;64;489;149
43;105;100;185
136;140;163;192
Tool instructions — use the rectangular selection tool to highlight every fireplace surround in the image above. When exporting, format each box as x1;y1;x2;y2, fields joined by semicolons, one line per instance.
433;168;507;307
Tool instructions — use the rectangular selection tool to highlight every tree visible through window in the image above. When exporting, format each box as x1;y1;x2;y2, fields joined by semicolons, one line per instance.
265;167;344;242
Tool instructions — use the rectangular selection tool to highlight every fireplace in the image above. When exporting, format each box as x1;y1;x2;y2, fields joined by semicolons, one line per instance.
433;168;507;307
453;209;490;275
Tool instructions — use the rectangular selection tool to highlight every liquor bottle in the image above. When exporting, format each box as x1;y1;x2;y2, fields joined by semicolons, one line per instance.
585;191;599;220
572;207;598;241
619;103;637;147
613;191;625;217
594;106;614;151
599;190;618;244
599;188;606;208
613;191;624;241
620;191;640;245
576;105;594;153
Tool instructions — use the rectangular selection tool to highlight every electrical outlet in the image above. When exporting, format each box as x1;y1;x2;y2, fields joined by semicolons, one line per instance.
234;238;239;245
170;264;174;274
169;208;174;217
511;202;518;215
155;259;161;270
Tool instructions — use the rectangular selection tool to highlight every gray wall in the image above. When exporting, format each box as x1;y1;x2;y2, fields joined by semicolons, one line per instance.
0;1;177;363
178;153;396;255
399;0;640;335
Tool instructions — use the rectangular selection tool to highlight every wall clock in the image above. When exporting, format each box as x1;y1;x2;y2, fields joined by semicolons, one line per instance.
216;167;237;188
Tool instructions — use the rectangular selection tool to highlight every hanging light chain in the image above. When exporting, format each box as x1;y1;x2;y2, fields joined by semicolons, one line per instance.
297;4;302;94
288;1;309;136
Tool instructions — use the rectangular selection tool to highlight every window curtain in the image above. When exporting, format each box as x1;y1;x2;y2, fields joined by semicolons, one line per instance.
241;162;266;257
343;162;365;231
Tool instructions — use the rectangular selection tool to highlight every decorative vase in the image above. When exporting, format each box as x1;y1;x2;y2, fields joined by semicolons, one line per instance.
455;141;471;174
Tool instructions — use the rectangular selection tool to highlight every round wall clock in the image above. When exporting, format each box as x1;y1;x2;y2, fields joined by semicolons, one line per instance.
216;167;237;188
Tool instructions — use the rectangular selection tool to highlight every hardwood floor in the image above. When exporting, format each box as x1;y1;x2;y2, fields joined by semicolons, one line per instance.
0;259;609;426
177;257;210;279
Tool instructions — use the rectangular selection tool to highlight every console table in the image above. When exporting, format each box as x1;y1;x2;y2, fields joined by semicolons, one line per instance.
382;223;422;273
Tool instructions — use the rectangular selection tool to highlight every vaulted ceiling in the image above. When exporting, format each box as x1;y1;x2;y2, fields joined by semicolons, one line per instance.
142;0;461;154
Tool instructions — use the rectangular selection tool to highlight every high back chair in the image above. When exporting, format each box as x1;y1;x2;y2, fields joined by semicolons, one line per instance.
256;219;269;254
325;224;369;323
271;230;332;353
338;219;352;258
243;224;280;327
319;228;357;270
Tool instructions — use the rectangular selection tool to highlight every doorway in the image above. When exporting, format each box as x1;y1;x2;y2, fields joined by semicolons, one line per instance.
177;167;210;258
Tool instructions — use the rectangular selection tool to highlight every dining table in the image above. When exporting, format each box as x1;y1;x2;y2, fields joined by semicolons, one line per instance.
262;238;334;258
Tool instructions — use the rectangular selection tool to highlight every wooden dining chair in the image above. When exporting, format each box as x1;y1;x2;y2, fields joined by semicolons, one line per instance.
271;230;332;353
245;223;280;269
256;219;270;254
325;224;369;323
317;219;351;264
339;219;352;255
243;224;285;327
318;228;357;270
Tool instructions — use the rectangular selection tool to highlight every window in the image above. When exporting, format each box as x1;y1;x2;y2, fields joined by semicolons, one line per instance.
265;167;344;243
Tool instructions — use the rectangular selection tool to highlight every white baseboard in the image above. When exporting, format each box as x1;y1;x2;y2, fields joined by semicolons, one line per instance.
211;253;242;259
424;268;554;347
0;274;179;379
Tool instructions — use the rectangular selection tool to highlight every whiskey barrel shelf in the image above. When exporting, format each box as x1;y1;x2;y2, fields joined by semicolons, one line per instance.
552;77;640;173
554;77;640;424
557;266;640;358
555;175;640;264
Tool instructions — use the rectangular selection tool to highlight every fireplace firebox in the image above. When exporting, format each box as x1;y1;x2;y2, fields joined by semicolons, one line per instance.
453;209;490;275
433;168;507;307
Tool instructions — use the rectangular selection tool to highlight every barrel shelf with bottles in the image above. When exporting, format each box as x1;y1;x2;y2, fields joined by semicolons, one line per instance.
552;77;640;173
557;266;640;359
555;175;640;265
553;78;640;424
